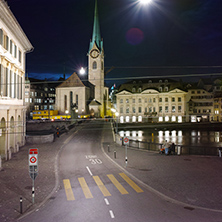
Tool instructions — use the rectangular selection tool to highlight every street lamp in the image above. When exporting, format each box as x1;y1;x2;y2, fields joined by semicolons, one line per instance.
65;110;68;119
139;0;152;5
79;67;86;75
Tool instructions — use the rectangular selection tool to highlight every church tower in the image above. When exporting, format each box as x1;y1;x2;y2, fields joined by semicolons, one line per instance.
88;0;106;117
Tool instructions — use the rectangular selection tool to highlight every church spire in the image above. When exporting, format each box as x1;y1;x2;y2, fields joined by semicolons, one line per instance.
89;0;103;52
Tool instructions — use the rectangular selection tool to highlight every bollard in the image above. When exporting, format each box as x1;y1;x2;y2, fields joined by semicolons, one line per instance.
219;148;221;158
177;146;181;155
20;197;23;214
108;145;110;152
114;151;116;159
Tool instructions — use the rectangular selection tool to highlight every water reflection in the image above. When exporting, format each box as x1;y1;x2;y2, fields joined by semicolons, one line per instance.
119;129;222;147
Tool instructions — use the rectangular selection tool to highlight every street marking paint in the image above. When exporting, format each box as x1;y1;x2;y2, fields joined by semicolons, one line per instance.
119;173;143;193
104;198;109;205
93;176;111;197
63;179;75;201
107;174;128;195
109;210;115;218
86;166;93;176
78;177;93;199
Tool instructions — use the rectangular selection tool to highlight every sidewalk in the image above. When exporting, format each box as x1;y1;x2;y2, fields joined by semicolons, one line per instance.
102;122;222;211
0;128;73;222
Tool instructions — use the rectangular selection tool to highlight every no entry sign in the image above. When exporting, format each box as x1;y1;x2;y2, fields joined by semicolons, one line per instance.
29;148;38;166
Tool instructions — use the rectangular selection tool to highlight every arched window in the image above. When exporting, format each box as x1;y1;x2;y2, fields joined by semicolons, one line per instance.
93;61;97;69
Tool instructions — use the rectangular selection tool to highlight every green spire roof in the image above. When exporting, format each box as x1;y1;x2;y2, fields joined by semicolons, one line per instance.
89;0;103;52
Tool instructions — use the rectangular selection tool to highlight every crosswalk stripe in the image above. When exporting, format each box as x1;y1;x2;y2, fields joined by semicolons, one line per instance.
63;179;75;201
78;177;93;199
107;174;129;195
119;173;144;193
93;176;111;197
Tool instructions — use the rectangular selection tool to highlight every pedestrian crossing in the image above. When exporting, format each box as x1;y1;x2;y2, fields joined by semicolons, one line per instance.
63;173;143;201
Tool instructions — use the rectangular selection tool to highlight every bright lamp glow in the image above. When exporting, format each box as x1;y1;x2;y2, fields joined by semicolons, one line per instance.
79;67;86;75
139;0;152;5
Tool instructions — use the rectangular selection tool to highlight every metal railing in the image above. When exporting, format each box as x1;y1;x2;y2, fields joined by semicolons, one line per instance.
122;138;219;156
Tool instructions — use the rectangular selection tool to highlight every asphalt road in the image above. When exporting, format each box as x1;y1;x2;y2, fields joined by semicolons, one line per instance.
19;120;222;222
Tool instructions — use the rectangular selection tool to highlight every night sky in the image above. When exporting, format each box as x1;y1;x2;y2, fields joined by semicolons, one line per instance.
6;0;222;86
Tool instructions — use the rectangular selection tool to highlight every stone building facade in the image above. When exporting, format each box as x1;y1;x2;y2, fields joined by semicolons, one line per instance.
0;0;33;159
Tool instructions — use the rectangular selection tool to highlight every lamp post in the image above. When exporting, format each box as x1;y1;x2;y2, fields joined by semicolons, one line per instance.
115;112;119;134
65;110;68;119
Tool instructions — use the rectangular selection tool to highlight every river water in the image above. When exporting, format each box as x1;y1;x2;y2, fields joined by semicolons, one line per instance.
119;129;222;147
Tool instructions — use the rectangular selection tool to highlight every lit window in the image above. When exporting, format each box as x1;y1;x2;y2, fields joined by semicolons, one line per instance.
138;116;142;122
93;61;97;69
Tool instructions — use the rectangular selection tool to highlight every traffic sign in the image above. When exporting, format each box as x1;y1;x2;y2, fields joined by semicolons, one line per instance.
123;137;129;145
29;148;38;166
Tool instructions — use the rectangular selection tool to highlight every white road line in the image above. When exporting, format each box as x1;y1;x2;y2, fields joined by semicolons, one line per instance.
109;210;115;219
104;198;109;205
86;166;93;176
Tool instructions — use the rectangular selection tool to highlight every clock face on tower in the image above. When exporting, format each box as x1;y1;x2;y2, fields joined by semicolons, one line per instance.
90;49;99;58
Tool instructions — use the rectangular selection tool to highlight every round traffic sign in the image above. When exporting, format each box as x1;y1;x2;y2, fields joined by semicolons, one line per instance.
124;137;129;143
30;156;37;164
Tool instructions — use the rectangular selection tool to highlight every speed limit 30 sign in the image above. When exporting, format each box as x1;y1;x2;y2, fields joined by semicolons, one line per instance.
29;148;38;166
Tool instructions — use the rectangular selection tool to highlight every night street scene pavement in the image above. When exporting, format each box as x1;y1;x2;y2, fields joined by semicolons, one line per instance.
0;120;222;222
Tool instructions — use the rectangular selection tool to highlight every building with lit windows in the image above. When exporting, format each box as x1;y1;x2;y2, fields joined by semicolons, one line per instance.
116;79;187;123
0;0;33;160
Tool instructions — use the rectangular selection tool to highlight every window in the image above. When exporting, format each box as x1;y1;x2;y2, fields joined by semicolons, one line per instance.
19;50;22;63
4;35;9;50
172;106;175;112
153;107;156;112
132;87;136;92
132;107;136;113
138;87;142;93
138;107;142;113
149;107;152;113
92;61;97;69
64;95;67;110
165;98;168;102
138;98;141;103
159;98;162;102
10;40;13;54
120;107;123;113
133;98;135;103
126;107;129;113
165;87;168;92
172;97;175;102
126;99;129;103
149;98;152;103
197;91;200;94
191;91;195;94
153;98;156;103
76;94;78;106
159;87;162;92
178;106;182;112
14;44;17;58
159;106;162;113
145;98;147;103
70;91;73;107
145;107;147;113
178;97;182;102
0;29;3;45
165;106;168;113
120;99;123;103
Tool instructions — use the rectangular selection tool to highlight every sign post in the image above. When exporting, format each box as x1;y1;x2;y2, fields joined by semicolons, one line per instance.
29;148;38;204
123;137;129;167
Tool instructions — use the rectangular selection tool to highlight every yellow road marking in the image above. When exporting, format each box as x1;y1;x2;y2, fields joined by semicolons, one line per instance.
78;177;93;199
119;173;143;193
93;176;111;197
107;174;128;195
63;179;75;201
